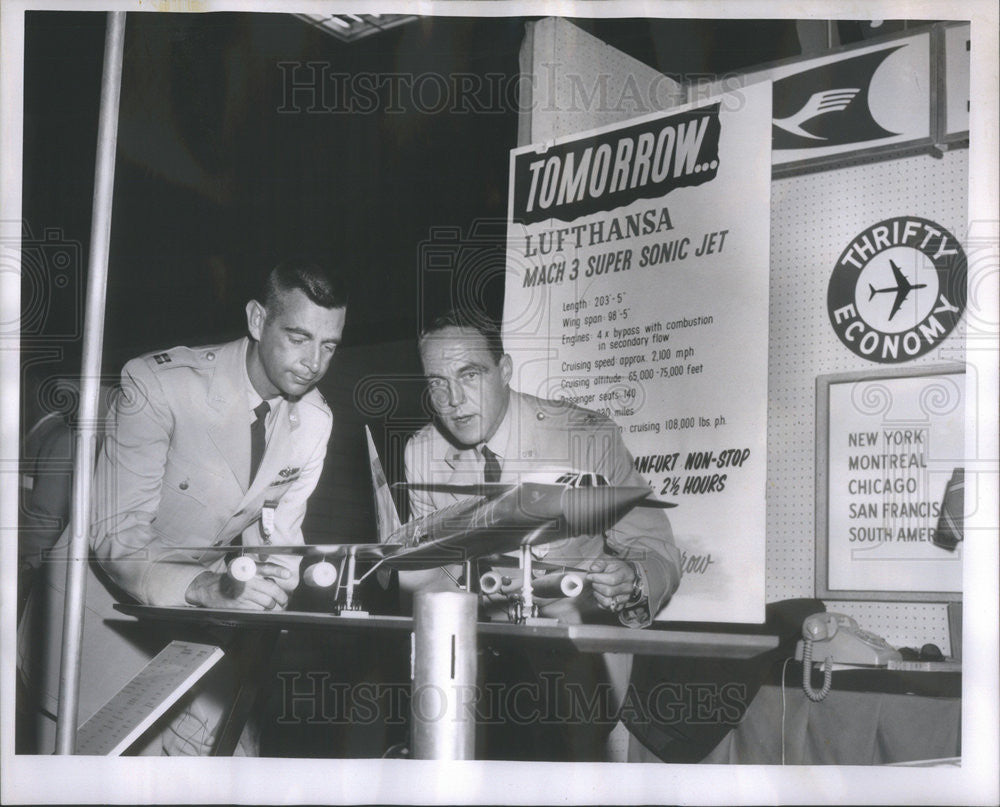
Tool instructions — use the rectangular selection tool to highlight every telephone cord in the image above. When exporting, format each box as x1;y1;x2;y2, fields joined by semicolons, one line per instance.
801;639;833;702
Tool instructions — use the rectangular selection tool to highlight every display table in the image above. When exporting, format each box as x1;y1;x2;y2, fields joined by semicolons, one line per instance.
701;665;961;765
113;604;779;658
111;604;779;758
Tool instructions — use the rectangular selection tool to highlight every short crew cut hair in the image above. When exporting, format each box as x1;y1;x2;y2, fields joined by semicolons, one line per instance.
260;259;348;312
419;308;505;364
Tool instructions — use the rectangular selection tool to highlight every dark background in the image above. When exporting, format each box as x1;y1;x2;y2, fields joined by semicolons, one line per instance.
19;11;911;542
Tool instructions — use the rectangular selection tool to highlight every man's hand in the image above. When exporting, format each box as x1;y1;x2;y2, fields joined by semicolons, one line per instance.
587;558;639;613
185;563;292;610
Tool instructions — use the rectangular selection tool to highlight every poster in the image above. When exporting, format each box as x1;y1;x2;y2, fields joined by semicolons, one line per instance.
823;369;964;596
503;84;772;622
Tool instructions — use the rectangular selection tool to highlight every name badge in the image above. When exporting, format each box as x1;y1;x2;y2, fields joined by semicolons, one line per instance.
269;466;301;486
260;500;277;542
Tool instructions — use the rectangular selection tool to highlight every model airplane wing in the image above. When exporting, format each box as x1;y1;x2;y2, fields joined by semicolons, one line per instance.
394;482;516;497
175;542;404;559
396;481;675;507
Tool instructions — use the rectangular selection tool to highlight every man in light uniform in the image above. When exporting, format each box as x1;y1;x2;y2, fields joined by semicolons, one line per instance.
18;259;346;755
401;309;681;759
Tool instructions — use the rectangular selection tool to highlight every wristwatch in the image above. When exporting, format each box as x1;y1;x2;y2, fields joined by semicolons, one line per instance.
625;560;645;605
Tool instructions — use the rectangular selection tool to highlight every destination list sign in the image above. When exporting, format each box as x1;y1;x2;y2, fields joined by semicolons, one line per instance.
826;371;964;594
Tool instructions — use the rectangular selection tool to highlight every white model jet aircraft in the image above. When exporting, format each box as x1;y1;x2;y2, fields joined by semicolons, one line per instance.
196;427;674;623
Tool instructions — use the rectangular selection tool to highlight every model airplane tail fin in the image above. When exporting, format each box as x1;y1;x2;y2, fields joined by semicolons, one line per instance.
366;425;402;543
868;283;877;301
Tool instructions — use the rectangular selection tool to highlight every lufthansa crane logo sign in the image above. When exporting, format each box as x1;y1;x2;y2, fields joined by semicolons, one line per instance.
827;217;966;363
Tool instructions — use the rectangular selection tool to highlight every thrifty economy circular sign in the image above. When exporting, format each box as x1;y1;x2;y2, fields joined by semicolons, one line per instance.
827;216;967;363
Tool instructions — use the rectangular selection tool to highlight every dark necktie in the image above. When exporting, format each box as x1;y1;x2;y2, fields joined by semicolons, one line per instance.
249;400;270;485
481;445;502;483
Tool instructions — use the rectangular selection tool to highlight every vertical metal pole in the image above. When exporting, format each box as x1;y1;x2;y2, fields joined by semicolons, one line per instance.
411;591;477;759
344;547;357;609
54;11;126;755
520;544;534;618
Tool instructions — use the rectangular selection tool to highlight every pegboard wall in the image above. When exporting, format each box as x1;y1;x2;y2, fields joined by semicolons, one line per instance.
520;18;969;653
767;149;968;653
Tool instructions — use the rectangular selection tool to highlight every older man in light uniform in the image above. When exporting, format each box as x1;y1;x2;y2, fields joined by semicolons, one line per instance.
18;259;346;755
401;309;681;760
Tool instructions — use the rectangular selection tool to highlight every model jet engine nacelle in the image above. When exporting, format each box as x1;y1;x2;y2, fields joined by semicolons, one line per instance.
303;560;339;589
227;555;257;582
479;570;507;596
479;569;585;599
533;570;585;599
228;556;338;589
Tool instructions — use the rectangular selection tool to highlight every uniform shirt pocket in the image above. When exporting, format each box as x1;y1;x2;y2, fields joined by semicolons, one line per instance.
156;457;235;543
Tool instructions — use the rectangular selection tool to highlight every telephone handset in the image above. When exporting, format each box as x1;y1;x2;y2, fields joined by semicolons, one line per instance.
794;613;902;702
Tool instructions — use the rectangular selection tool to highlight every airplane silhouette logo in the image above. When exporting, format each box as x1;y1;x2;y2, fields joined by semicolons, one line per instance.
772;46;904;149
868;259;927;321
773;88;861;140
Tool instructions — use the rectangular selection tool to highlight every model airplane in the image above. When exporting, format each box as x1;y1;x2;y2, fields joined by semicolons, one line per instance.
868;259;928;321
190;427;674;622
